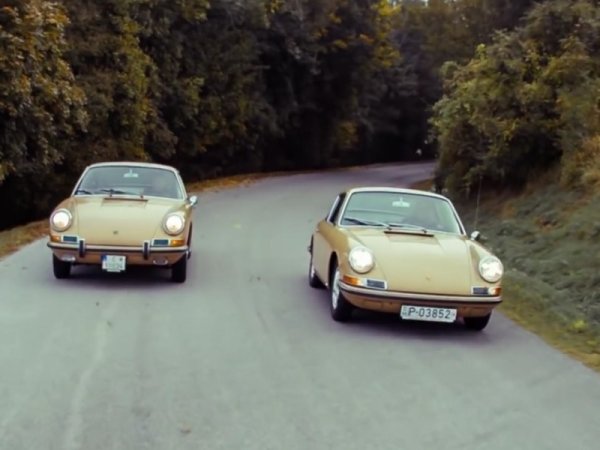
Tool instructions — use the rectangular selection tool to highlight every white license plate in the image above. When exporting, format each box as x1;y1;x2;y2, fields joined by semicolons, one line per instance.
101;255;126;272
400;305;457;323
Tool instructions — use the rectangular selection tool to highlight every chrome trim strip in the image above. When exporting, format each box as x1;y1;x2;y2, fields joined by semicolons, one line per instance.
47;242;188;253
339;282;502;303
147;247;188;253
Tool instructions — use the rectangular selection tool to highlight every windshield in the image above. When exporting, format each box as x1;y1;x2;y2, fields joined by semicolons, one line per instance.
74;166;183;199
339;191;463;234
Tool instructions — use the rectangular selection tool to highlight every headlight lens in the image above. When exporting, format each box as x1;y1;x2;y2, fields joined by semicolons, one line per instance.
349;247;375;274
479;256;504;283
50;209;72;232
163;214;185;235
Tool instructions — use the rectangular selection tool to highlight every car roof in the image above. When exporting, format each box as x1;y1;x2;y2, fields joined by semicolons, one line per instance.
85;161;179;173
343;186;450;201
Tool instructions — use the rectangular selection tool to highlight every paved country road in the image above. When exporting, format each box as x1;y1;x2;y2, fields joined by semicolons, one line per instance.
1;162;599;450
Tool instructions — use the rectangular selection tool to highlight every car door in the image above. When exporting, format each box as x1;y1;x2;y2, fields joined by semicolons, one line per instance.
313;193;346;284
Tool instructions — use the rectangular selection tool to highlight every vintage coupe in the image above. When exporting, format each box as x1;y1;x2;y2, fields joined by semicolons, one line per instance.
307;187;504;330
47;162;197;283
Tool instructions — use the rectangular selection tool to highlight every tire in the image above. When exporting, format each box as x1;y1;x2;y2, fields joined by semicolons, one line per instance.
171;255;187;283
329;263;353;322
464;313;491;331
53;255;71;279
186;226;193;260
308;251;324;289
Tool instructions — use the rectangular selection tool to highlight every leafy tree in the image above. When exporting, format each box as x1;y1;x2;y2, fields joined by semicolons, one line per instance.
432;0;600;194
3;0;575;230
134;0;210;162
0;0;87;184
60;0;157;167
260;0;404;169
0;0;87;228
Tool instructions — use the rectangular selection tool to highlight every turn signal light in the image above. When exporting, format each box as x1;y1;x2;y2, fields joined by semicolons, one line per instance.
170;239;185;247
489;287;502;296
342;275;362;286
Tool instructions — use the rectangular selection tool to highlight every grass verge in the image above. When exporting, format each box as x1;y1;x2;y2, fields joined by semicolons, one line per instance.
413;177;600;372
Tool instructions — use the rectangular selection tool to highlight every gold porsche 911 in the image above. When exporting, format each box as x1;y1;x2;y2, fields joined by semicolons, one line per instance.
47;162;197;283
307;187;504;330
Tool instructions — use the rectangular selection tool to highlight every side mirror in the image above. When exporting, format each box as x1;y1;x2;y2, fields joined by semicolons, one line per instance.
470;231;484;242
188;195;198;207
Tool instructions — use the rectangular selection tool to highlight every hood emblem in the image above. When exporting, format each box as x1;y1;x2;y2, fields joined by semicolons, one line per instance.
113;230;119;235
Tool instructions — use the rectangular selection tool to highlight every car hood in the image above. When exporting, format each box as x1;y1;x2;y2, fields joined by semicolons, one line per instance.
71;196;182;245
346;228;479;295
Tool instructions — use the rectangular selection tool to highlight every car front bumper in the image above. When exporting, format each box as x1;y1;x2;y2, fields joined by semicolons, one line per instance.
339;282;502;318
48;241;188;267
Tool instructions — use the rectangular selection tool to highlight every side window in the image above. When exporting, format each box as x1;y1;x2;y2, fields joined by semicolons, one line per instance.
327;193;346;224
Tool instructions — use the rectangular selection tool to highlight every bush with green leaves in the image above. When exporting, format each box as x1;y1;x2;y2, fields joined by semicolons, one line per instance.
432;0;600;194
0;0;87;183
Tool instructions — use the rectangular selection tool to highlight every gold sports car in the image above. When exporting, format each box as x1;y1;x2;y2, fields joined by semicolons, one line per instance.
307;187;504;330
47;162;197;283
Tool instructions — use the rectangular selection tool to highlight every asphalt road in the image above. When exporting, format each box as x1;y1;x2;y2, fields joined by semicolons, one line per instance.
1;162;600;450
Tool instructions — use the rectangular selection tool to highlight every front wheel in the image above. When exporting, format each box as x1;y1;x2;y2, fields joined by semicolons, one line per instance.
464;313;491;331
53;255;71;279
171;255;187;283
330;264;353;322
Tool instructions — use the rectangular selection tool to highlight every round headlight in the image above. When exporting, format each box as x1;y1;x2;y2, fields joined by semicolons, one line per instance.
349;247;375;274
51;209;72;232
479;256;504;283
163;214;185;235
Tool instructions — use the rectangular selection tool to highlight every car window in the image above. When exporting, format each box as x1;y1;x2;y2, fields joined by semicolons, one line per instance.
340;191;462;233
76;166;183;199
327;193;346;224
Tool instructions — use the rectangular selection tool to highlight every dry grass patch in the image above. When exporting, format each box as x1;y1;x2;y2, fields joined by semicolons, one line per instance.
411;179;434;191
0;220;48;261
186;173;270;193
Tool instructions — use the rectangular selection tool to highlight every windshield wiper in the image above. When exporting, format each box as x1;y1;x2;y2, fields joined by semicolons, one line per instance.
386;222;431;234
74;189;93;195
343;217;389;227
98;188;141;197
344;217;432;234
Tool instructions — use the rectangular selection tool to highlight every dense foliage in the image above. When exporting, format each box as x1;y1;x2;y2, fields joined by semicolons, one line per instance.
2;0;596;229
432;0;600;194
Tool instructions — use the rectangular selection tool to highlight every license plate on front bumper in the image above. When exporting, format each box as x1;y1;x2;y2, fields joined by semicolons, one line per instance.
400;305;457;323
101;255;126;272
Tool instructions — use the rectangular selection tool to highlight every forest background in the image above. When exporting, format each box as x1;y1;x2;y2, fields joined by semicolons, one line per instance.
1;0;599;230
